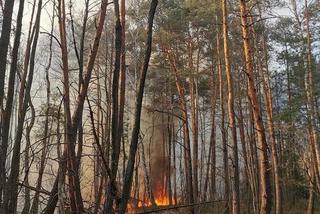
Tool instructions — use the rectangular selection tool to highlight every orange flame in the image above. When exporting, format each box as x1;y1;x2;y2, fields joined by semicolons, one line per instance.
137;191;175;207
127;189;176;213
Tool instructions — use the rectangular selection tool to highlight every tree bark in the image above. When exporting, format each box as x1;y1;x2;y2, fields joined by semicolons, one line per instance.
187;41;199;203
252;5;282;213
117;1;158;213
30;4;54;210
105;0;123;211
57;0;108;212
3;1;42;212
0;0;15;108
216;11;230;212
304;0;320;192
239;0;272;213
0;0;24;204
167;51;194;212
21;100;35;214
221;0;240;213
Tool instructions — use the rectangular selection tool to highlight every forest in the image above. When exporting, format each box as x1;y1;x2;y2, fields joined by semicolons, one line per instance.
0;0;319;213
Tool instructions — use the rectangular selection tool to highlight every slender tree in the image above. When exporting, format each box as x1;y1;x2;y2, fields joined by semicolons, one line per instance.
3;0;42;212
0;0;15;108
0;0;24;204
117;1;158;213
239;0;272;213
221;0;240;213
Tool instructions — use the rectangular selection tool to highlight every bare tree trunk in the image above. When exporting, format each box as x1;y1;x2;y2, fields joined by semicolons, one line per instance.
239;0;272;213
167;114;173;205
172;118;178;204
187;41;199;203
247;103;260;213
30;6;54;210
221;0;240;213
304;0;320;191
3;1;42;212
203;63;218;202
140;138;156;206
21;100;35;214
238;95;251;211
167;52;194;212
57;0;83;211
117;1;158;213
118;0;126;159
0;0;15;108
216;11;230;212
251;5;282;212
307;154;315;214
105;0;123;211
57;0;108;212
0;0;24;205
69;0;89;171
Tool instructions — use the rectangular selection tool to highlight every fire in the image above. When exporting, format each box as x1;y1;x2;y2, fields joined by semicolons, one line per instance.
127;188;177;213
137;191;175;208
154;191;173;206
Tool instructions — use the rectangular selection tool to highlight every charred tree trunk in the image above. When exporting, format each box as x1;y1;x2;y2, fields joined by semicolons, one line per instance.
105;0;123;211
117;1;158;213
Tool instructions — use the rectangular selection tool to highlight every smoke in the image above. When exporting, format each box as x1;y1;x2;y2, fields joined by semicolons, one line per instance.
142;109;171;198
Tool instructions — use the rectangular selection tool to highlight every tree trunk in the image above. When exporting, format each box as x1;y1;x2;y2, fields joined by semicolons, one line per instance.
57;0;84;211
105;0;122;211
187;41;199;203
0;0;24;204
203;63;218;202
167;52;194;212
3;1;42;212
221;0;240;213
117;1;158;213
21;100;35;214
58;0;108;211
30;6;54;210
140;137;156;207
216;11;230;212
0;0;15;108
304;0;320;191
307;152;315;214
251;5;282;212
239;0;272;213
